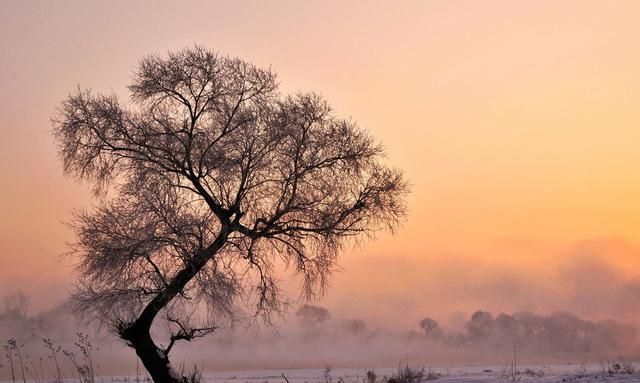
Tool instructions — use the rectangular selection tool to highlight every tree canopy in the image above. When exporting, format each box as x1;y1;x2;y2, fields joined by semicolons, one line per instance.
53;46;408;382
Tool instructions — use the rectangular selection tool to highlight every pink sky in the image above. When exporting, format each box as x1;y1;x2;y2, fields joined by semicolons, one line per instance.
2;0;640;327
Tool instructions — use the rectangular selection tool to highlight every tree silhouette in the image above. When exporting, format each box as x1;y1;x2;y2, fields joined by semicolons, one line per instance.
53;46;408;383
419;317;442;338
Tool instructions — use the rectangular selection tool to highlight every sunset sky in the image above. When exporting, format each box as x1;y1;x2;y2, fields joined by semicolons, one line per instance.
2;0;640;329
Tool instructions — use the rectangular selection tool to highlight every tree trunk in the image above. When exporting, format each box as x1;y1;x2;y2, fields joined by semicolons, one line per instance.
119;227;232;383
124;324;185;383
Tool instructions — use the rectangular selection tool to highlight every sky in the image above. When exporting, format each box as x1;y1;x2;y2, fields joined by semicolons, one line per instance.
2;0;640;329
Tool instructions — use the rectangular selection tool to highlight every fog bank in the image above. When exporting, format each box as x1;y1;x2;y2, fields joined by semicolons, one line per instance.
1;294;638;379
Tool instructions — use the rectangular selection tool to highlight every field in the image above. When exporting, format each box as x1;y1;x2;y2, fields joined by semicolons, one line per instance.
102;365;640;383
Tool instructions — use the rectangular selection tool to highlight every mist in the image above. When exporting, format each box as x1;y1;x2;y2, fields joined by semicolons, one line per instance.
3;237;640;379
2;291;638;380
320;237;640;331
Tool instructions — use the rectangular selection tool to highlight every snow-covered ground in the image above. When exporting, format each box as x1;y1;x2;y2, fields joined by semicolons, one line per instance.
194;365;640;383
4;364;640;383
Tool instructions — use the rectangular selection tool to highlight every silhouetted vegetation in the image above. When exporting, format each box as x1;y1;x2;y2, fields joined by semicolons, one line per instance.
1;297;639;380
296;305;332;328
415;310;638;355
52;45;408;382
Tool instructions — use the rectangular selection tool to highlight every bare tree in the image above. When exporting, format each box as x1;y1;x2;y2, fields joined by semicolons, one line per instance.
53;46;408;383
3;292;30;321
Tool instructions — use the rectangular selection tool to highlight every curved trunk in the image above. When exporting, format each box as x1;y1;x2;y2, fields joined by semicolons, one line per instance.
128;327;183;383
121;226;231;383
